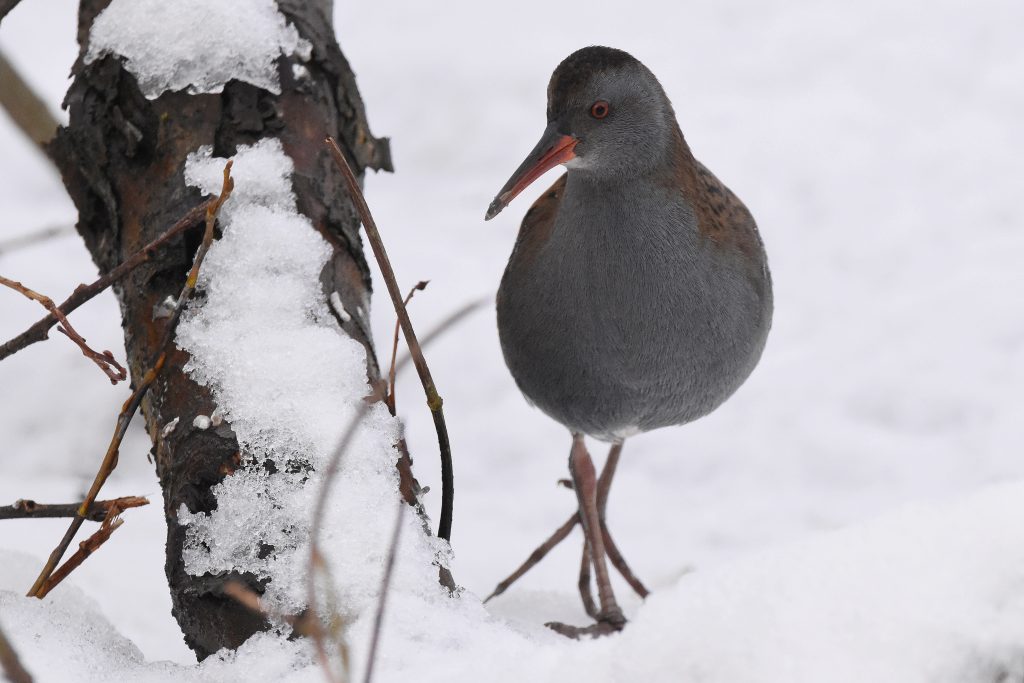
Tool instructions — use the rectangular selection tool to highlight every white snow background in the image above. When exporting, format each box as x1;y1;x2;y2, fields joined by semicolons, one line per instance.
1;0;1023;681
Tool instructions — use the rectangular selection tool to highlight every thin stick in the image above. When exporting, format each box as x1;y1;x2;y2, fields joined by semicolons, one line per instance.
0;49;58;150
386;280;428;415
0;274;127;383
26;163;233;599
362;501;403;683
0;621;32;683
0;199;213;363
0;225;72;256
325;136;456;544
0;496;148;522
308;297;485;683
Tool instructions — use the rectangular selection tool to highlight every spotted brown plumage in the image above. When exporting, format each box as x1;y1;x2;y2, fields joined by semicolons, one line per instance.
485;46;773;637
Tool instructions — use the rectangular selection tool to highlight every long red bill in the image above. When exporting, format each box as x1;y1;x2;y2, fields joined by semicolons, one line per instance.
485;129;578;221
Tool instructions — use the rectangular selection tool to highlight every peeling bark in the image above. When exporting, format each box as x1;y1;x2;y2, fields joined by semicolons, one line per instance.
48;0;421;658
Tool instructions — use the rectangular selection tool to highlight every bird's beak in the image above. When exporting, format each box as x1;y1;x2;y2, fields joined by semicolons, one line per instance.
485;124;578;221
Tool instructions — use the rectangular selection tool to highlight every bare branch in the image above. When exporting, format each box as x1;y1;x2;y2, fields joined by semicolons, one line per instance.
325;136;456;544
385;280;429;415
0;49;59;151
0;275;127;383
0;225;73;257
0;620;32;683
26;163;234;599
0;198;213;363
0;496;149;522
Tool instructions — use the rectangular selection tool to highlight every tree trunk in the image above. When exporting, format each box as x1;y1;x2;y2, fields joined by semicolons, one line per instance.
49;0;417;658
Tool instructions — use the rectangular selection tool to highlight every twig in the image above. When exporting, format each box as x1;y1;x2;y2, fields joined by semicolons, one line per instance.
325;136;456;544
0;496;148;522
34;505;126;599
0;620;32;683
0;198;213;363
0;49;58;150
362;501;403;683
0;225;73;257
307;297;485;683
26;162;233;599
385;280;428;415
0;274;127;383
222;581;317;636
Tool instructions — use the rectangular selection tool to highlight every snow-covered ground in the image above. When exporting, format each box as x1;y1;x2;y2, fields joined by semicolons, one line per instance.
1;0;1023;681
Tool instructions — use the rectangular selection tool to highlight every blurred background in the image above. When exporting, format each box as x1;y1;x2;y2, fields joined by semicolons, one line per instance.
1;0;1022;664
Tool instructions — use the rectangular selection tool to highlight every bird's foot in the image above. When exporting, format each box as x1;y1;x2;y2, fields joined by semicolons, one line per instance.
545;610;626;640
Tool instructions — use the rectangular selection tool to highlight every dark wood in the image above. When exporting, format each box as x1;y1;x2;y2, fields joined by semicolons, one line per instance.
46;0;420;659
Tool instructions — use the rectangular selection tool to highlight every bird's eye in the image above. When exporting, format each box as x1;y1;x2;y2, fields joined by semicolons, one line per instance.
590;100;610;119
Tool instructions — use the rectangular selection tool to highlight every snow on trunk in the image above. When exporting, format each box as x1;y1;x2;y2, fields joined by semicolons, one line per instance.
85;0;311;97
175;140;449;622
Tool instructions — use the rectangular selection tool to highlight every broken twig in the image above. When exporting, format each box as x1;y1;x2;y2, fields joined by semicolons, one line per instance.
386;280;428;415
26;163;233;599
0;274;127;383
34;504;126;599
325;136;456;544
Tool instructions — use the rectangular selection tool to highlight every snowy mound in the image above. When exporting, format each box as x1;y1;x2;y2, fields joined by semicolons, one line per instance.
6;484;1024;681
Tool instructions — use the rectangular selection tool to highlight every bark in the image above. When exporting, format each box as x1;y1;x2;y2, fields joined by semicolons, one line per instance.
48;0;422;659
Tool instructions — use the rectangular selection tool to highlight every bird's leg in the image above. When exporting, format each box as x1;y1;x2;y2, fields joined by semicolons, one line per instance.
484;513;578;602
487;438;649;612
547;435;626;637
576;440;625;613
595;441;650;598
577;537;599;619
601;526;650;598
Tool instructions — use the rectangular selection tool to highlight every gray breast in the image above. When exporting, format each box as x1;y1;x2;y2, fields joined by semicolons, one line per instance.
497;174;772;441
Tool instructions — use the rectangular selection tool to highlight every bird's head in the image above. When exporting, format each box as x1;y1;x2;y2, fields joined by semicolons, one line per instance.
486;46;675;220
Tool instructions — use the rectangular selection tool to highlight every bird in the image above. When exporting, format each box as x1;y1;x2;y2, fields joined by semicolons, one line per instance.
483;46;773;637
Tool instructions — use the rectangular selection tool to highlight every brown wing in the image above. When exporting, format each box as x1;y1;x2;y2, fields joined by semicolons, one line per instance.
507;173;567;269
689;160;765;263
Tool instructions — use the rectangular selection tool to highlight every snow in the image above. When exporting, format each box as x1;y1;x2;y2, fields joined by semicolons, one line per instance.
85;0;311;98
176;139;449;620
2;0;1024;680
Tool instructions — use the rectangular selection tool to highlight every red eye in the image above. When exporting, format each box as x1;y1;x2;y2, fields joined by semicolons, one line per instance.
590;100;610;119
